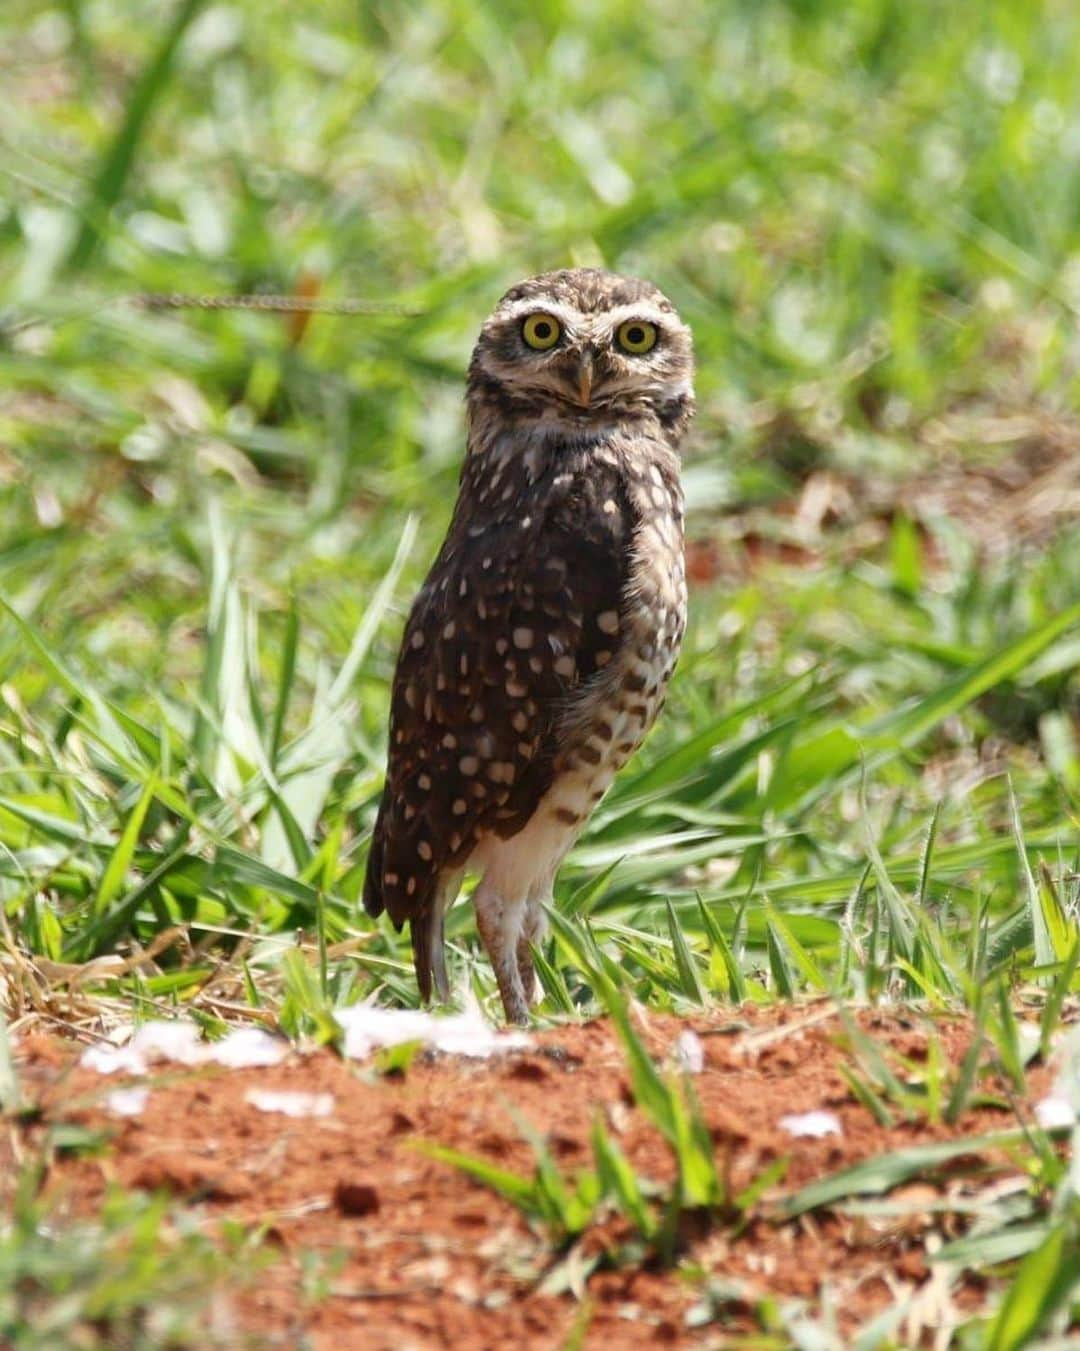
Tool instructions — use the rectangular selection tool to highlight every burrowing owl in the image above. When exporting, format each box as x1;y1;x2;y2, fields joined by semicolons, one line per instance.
363;268;693;1023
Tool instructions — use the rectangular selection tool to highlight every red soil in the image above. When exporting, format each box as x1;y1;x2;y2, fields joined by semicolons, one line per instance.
9;1004;1058;1348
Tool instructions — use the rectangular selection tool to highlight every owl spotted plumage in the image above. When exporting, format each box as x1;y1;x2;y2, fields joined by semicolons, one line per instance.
364;268;694;1023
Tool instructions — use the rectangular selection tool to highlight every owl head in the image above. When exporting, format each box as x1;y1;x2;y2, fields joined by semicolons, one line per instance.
467;268;694;443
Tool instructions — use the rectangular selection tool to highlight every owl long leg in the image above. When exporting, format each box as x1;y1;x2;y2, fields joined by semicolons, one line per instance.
517;890;550;1008
473;874;529;1025
515;932;536;1009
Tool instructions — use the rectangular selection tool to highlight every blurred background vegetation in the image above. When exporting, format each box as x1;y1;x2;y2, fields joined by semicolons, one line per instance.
3;7;1080;1341
0;0;1077;1007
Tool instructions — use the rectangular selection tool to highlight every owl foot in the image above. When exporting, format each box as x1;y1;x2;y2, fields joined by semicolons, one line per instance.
474;879;530;1026
516;936;537;1009
516;895;550;1011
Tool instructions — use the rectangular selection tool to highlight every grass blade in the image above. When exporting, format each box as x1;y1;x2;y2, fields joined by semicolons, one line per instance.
94;774;158;917
781;1129;1059;1217
666;899;707;1005
696;894;747;1002
416;1142;536;1211
1008;779;1056;972
591;1118;656;1240
66;0;208;271
986;1221;1076;1351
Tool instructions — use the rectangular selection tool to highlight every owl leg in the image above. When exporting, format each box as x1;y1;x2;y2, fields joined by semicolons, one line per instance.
473;874;529;1025
517;888;550;1008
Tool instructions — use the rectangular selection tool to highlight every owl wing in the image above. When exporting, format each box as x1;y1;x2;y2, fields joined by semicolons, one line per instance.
362;461;634;983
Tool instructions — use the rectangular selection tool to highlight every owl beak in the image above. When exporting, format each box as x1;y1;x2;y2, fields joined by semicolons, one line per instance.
574;353;594;406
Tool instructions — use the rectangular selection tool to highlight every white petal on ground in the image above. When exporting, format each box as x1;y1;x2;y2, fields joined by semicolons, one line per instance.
209;1028;289;1068
81;1042;150;1075
779;1109;843;1138
81;1021;199;1073
334;1001;530;1061
672;1029;705;1074
244;1089;334;1118
130;1021;208;1065
1037;1027;1080;1130
81;1021;289;1075
1034;1095;1077;1129
105;1086;150;1117
80;1007;520;1075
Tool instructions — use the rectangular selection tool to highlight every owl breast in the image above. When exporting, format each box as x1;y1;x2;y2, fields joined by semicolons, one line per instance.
553;454;686;799
469;442;686;896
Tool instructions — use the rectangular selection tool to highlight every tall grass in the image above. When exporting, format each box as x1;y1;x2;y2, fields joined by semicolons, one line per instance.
1;1;1078;1343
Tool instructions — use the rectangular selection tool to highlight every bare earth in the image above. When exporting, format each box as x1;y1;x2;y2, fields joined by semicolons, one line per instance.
9;1004;1057;1349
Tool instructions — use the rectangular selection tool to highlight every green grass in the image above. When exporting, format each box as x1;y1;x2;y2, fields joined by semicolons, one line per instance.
1;0;1079;1344
424;943;784;1271
2;1164;269;1350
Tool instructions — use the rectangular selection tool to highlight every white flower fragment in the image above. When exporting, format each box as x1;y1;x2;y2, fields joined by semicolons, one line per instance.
244;1089;334;1118
779;1109;843;1138
1038;1027;1080;1130
81;1042;151;1075
1035;1096;1076;1130
672;1029;705;1074
210;1028;290;1069
105;1086;150;1117
80;1021;289;1075
333;1001;529;1061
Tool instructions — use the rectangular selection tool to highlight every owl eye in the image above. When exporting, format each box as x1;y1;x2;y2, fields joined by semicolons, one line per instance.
521;313;561;350
616;319;658;354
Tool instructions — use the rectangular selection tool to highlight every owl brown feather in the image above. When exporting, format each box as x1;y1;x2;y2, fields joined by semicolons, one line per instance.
363;269;694;1021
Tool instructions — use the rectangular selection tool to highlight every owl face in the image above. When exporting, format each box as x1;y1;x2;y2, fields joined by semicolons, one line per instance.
469;268;694;434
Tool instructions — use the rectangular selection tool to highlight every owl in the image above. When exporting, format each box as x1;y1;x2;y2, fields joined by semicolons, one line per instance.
363;268;694;1023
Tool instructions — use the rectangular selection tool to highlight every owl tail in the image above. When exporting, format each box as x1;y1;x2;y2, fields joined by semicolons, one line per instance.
411;901;449;1005
364;799;450;1004
362;804;387;919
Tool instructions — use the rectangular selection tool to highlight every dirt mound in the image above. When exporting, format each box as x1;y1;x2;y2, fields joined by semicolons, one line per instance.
8;1004;1058;1348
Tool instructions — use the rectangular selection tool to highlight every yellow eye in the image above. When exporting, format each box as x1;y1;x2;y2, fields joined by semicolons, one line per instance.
616;319;658;354
521;313;561;350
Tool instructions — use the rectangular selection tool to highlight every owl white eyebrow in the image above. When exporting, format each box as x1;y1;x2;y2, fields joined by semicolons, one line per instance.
499;298;674;335
598;303;672;330
498;298;581;326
